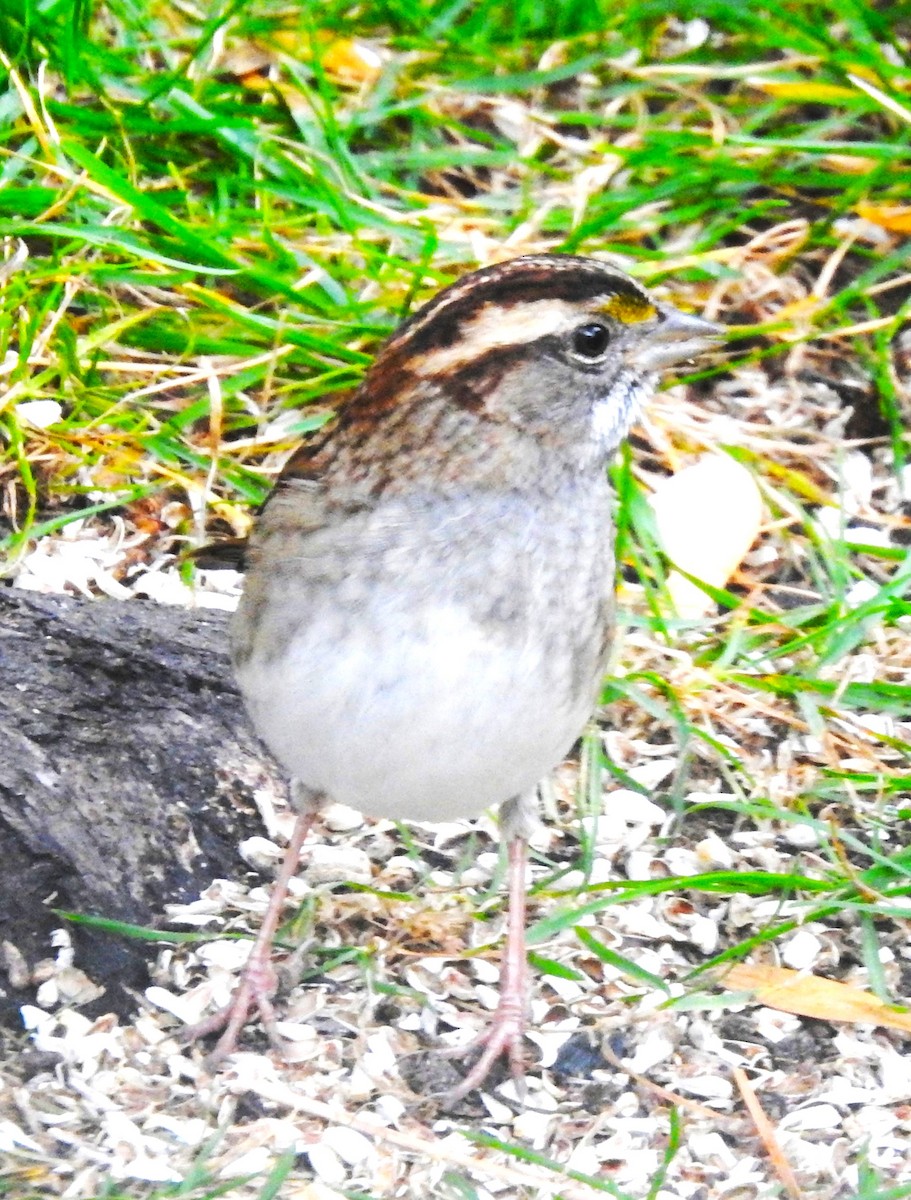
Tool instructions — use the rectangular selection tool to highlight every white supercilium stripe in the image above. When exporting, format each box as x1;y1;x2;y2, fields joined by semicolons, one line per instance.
409;299;590;376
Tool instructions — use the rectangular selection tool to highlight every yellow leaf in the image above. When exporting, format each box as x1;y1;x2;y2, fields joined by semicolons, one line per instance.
772;295;823;322
726;962;911;1033
751;80;857;103
318;36;383;84
855;202;911;233
755;458;831;505
225;31;383;87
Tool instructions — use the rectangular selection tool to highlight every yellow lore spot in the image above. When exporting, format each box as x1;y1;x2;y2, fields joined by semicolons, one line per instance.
600;293;656;324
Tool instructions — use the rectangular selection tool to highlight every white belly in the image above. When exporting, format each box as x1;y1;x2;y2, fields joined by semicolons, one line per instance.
236;603;594;822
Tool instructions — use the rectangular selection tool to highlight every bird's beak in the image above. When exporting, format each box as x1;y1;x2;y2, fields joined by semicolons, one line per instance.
633;304;724;372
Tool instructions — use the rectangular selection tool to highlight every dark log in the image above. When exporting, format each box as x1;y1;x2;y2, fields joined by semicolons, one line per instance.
0;587;281;1027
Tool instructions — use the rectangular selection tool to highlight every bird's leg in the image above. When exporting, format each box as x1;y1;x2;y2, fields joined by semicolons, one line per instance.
443;793;537;1101
180;784;324;1065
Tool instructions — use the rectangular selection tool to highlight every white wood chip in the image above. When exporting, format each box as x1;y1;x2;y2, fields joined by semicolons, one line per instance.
675;1075;734;1101
688;1131;738;1167
238;836;282;870
479;1094;513;1122
512;1106;556;1145
322;1126;374;1165
603;789;668;824
110;1154;181;1183
468;958;500;986
779;1104;844;1132
686;915;720;954
781;823;820;848
624;759;677;790
0;1119;43;1153
625;850;663;881
625;1031;677;1073
663;847;704;876
694;833;735;870
304;844;373;885
322;803;366;832
17;399;62;428
781;928;823;969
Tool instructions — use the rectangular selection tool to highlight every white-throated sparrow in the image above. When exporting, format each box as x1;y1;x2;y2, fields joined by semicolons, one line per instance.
184;253;721;1100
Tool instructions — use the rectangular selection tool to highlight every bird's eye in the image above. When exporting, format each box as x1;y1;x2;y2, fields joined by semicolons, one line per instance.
571;322;611;359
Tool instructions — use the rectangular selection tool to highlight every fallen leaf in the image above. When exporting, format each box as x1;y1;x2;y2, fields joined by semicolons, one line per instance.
320;37;383;84
649;454;763;618
725;962;911;1033
855;202;911;234
219;31;383;87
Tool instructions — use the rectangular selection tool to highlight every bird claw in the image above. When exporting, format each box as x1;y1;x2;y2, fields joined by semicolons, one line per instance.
439;834;532;1104
440;1003;529;1103
179;954;285;1067
177;808;319;1069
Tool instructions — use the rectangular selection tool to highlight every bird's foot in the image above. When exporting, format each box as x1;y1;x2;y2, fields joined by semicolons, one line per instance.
438;829;533;1104
440;994;529;1103
179;950;284;1067
178;806;321;1069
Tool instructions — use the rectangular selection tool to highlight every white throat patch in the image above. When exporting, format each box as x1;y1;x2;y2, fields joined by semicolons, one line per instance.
590;373;650;451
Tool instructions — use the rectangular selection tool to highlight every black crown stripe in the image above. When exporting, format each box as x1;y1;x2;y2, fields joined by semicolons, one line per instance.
391;255;650;354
